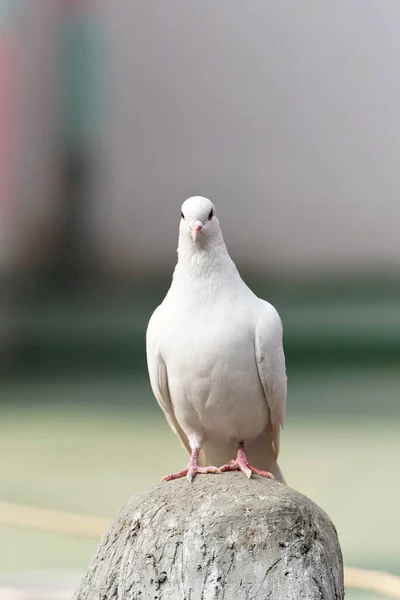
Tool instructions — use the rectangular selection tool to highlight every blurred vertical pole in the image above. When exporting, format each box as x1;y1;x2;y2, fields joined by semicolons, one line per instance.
0;0;18;375
52;0;102;288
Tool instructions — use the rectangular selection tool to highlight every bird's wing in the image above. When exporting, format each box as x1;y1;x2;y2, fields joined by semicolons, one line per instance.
146;311;191;455
254;300;287;460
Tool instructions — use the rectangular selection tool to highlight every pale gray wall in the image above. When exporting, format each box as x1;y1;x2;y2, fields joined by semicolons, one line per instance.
92;0;400;275
8;1;400;276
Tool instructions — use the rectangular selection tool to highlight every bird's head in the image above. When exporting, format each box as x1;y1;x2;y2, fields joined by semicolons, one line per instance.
180;196;218;243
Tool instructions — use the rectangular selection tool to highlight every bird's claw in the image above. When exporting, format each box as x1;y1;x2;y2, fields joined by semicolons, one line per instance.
162;464;220;483
219;458;274;480
187;465;220;482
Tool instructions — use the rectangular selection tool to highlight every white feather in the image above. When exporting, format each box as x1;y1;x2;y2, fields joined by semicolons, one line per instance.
146;197;287;482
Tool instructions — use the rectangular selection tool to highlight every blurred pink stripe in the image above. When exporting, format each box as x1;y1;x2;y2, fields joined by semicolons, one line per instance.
0;33;14;212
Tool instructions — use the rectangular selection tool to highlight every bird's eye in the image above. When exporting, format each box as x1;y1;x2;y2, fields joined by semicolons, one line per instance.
208;209;214;220
181;211;185;219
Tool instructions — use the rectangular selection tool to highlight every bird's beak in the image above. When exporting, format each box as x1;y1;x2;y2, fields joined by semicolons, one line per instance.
190;221;203;241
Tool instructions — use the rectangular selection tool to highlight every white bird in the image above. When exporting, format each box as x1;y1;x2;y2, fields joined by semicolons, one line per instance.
146;196;287;483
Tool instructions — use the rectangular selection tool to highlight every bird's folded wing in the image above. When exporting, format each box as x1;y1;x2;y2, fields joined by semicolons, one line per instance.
255;301;287;459
146;327;191;455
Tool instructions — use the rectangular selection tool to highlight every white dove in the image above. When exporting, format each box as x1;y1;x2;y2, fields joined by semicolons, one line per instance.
146;196;287;483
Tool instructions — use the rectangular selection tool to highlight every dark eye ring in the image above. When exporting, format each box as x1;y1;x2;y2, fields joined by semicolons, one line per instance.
208;209;214;220
181;211;185;219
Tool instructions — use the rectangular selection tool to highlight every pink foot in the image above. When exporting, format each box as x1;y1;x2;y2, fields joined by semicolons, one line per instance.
219;442;275;480
161;447;220;482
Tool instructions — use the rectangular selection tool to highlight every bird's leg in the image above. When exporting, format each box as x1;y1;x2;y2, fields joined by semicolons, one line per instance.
161;447;220;483
219;441;274;480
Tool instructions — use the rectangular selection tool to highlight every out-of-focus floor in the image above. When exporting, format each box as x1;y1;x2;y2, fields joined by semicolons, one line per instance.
0;368;399;599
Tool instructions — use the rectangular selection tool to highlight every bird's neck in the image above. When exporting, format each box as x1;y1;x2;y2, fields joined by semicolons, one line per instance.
173;231;240;290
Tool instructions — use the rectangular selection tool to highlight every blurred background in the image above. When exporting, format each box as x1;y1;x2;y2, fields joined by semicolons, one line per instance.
0;1;399;599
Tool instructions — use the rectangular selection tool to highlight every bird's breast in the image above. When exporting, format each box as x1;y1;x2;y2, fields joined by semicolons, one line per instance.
161;312;269;442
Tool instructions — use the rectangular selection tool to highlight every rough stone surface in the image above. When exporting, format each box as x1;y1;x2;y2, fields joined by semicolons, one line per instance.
73;473;344;600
